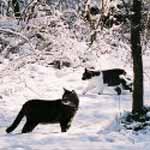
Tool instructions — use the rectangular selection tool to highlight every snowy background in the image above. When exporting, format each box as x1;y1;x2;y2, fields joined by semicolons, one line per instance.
0;0;150;149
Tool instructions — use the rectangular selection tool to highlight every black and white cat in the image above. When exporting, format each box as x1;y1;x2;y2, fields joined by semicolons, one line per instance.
82;68;132;95
6;88;79;134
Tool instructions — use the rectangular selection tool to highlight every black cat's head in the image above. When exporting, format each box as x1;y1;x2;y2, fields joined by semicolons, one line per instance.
62;88;79;109
82;68;100;80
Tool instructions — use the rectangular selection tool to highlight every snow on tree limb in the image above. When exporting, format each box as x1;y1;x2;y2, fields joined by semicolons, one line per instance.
0;28;35;51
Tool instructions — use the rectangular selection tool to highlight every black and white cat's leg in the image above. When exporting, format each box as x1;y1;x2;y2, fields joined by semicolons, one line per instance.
82;81;96;95
114;83;123;95
96;75;104;95
114;86;122;95
97;83;104;95
22;120;38;133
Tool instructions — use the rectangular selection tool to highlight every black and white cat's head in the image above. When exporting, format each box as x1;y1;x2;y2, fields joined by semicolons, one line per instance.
82;68;100;80
62;88;79;108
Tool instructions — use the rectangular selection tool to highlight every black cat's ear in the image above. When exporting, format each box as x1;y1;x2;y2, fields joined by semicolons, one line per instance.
63;88;67;92
72;90;75;93
85;68;87;72
63;88;70;93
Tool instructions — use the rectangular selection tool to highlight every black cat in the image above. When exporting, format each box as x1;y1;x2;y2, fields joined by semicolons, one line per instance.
6;88;79;134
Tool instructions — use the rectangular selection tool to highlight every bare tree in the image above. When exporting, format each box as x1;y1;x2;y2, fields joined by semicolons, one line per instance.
131;0;144;115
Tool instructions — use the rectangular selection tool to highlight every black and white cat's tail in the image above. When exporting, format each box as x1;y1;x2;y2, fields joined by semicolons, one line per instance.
6;107;24;133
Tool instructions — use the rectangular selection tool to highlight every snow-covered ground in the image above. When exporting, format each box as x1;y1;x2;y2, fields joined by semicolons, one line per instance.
0;4;149;148
0;55;149;150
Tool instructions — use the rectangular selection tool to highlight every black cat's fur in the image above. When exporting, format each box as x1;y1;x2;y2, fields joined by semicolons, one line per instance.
6;88;79;134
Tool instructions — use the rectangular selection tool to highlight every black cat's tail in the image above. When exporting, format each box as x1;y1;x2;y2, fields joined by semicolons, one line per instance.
6;107;25;133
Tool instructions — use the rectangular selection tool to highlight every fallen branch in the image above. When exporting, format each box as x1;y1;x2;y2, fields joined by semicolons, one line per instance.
0;28;35;51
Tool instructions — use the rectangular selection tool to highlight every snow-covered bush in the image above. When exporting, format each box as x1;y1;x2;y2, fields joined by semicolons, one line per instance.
0;0;149;71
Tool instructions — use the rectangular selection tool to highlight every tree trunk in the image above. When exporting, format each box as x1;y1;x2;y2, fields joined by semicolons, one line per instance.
131;0;144;114
12;0;20;17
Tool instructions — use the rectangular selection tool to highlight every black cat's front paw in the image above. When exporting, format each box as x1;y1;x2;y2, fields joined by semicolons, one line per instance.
61;128;67;132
